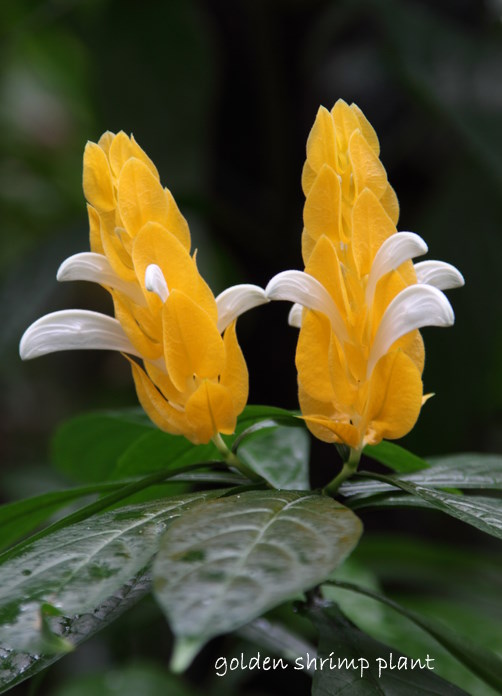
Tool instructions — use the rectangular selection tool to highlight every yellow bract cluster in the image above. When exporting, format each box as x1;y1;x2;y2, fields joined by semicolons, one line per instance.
297;100;424;450
83;132;248;444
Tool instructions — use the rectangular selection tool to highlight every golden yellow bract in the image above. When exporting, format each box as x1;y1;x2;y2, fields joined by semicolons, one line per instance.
83;132;248;444
301;101;399;266
291;99;456;451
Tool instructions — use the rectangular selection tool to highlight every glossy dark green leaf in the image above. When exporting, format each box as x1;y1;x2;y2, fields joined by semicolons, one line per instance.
305;601;467;695
325;557;501;696
236;424;310;490
0;461;232;567
0;572;151;694
342;453;502;497
351;473;502;540
153;490;362;670
363;441;429;473
0;483;120;552
0;492;218;652
324;581;502;694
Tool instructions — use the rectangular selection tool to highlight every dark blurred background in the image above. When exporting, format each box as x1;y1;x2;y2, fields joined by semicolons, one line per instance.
0;0;501;691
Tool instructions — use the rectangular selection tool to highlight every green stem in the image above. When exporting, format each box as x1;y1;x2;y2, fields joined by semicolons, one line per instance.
212;433;263;482
323;447;362;497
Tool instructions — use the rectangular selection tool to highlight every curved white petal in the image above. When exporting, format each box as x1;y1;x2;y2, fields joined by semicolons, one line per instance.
367;284;454;377
366;232;428;304
57;252;146;306
215;284;268;333
19;310;141;360
288;303;303;328
266;270;349;342
414;260;465;290
145;264;169;303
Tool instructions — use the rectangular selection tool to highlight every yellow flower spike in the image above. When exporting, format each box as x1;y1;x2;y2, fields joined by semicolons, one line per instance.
98;210;137;282
108;131;159;180
87;203;104;255
128;357;188;437
161;290;225;393
349;102;380;156
302;164;342;252
111;291;163;361
219;321;249;415
351;189;396;278
20;132;269;447
185;380;237;443
301;100;401;267
82;142;115;213
296;311;337;404
348;129;388;200
364;349;423;444
266;99;464;489
97;130;115;155
117;158;177;240
132;222;215;319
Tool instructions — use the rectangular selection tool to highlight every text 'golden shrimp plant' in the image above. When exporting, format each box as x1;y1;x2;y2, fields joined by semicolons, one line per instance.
20;132;267;444
266;100;464;452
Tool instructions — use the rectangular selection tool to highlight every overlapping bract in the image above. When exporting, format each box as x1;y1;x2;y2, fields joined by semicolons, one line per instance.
21;132;265;444
267;100;463;450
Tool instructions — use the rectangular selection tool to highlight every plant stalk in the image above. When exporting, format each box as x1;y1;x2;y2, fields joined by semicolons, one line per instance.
323;447;362;497
212;433;262;482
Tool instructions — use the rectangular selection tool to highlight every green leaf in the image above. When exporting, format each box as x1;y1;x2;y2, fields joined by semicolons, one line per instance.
50;662;196;696
112;405;300;480
0;463;231;566
426;453;502;487
351;473;502;540
236;424;310;490
305;601;468;695
110;431;216;480
363;441;429;473
0;572;151;694
392;596;502;696
342;453;502;497
237;617;316;672
329;541;502;694
323;581;502;694
0;483;120;552
153;490;363;670
353;534;502;609
51;409;153;483
0;491;218;652
52;405;300;484
235;404;300;427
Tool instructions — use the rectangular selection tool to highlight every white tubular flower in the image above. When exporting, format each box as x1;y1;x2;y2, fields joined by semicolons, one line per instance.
57;252;146;306
19;310;140;360
414;260;465;290
266;270;349;343
215;284;269;333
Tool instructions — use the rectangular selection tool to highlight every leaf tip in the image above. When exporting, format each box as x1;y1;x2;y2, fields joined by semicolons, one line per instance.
169;636;204;673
